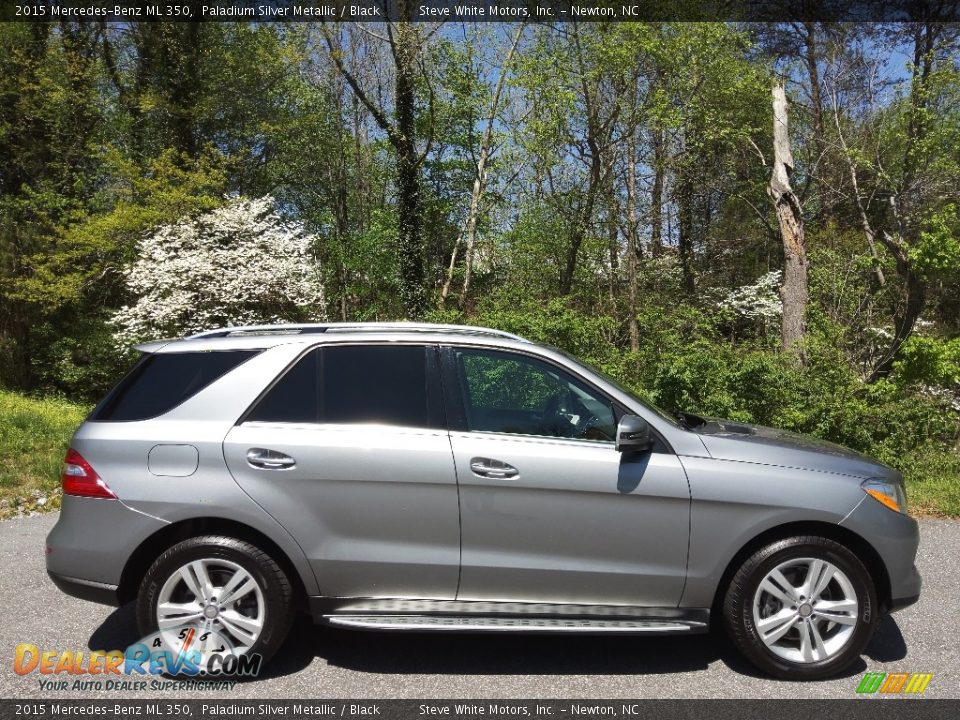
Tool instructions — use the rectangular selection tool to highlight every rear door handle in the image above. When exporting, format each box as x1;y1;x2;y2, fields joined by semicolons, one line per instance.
470;457;519;479
246;448;296;470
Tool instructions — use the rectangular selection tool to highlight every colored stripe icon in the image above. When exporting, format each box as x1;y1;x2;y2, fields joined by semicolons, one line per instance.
856;672;933;694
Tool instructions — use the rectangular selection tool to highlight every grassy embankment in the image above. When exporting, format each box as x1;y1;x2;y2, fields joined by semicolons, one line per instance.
0;391;88;518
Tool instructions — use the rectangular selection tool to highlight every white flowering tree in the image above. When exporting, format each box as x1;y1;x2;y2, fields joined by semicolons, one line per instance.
717;270;783;321
111;196;326;345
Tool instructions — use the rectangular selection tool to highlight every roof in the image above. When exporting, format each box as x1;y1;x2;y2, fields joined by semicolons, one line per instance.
134;322;533;353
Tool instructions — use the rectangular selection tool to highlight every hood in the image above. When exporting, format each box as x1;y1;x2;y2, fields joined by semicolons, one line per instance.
688;416;900;481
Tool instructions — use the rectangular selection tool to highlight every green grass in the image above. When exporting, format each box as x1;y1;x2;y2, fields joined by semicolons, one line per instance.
0;391;89;518
0;389;956;518
897;445;960;518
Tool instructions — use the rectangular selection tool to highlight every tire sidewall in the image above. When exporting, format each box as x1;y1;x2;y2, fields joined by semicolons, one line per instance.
730;538;878;679
136;537;289;664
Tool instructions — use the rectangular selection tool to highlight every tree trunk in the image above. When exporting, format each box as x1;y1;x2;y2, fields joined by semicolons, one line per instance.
393;20;426;319
867;24;938;381
676;169;696;295
650;128;665;258
322;15;428;319
831;98;886;288
440;26;523;309
868;231;926;382
625;132;641;352
769;83;809;360
802;22;832;223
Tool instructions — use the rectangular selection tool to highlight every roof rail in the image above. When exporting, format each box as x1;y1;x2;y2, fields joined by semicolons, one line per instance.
186;322;530;343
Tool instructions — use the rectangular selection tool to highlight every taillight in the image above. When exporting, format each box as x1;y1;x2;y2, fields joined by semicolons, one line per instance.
61;449;117;499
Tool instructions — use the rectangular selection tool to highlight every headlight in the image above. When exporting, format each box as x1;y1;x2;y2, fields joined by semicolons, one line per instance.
862;479;908;514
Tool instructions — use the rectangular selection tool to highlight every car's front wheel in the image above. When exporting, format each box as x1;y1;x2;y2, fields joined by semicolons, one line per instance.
136;535;293;672
723;535;878;679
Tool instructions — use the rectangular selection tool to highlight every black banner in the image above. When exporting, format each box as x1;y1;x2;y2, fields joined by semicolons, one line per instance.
1;700;959;720
3;0;960;23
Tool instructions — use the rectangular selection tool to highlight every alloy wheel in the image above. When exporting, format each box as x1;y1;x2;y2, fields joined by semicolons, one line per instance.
155;558;265;658
752;557;859;664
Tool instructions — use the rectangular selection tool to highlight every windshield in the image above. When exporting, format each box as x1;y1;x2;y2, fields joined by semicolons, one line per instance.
547;346;681;428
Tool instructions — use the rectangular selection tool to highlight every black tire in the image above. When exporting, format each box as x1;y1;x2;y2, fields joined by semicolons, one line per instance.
723;535;878;680
136;535;293;670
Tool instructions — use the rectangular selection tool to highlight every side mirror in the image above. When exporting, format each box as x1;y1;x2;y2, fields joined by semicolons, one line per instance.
616;414;653;453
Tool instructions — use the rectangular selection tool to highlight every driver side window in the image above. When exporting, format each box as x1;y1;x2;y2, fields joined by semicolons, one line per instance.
454;349;616;442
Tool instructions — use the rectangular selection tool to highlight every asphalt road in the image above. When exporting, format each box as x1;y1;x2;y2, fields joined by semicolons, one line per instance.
1;513;957;700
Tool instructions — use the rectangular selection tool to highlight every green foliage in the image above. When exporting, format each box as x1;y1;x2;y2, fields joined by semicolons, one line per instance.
893;335;960;387
0;391;89;518
9;148;228;313
1;22;959;516
911;204;960;278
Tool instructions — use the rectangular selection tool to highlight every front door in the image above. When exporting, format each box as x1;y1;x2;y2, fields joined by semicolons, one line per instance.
224;343;460;599
444;347;691;607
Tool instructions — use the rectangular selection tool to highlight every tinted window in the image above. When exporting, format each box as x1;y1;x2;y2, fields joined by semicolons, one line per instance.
248;345;432;428
92;350;259;422
246;349;320;423
455;349;616;441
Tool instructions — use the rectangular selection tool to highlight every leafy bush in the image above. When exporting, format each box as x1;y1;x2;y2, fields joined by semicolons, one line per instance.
893;335;960;388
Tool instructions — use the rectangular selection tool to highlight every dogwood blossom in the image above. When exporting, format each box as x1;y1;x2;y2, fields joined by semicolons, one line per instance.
111;196;326;345
717;270;783;319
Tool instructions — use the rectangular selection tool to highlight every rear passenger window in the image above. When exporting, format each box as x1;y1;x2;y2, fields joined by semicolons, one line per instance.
91;350;259;422
247;345;435;428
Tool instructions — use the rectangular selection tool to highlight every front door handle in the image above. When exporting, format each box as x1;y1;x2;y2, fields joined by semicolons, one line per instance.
246;448;296;470
470;457;519;479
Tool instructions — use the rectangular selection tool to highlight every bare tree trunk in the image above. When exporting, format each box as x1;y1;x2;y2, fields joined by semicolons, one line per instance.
769;83;809;361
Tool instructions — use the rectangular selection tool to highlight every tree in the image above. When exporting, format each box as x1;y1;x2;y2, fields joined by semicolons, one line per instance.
110;196;326;345
321;12;441;318
769;82;809;359
0;22;105;389
440;24;525;309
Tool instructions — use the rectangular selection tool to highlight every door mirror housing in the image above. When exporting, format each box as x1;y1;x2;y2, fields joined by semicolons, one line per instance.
616;415;653;453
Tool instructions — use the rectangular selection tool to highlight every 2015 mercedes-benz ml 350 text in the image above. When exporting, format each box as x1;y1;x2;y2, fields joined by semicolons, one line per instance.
47;322;921;679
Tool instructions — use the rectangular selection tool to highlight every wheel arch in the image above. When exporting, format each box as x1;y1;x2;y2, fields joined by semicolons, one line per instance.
709;520;892;622
117;516;308;611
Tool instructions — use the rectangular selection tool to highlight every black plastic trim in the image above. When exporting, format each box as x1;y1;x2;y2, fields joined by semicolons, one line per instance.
48;571;120;607
888;593;920;613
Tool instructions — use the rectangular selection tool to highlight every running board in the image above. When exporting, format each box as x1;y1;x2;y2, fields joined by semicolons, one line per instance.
322;614;707;634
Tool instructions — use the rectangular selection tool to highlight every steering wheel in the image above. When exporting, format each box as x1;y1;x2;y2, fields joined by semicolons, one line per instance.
543;390;600;439
542;391;574;437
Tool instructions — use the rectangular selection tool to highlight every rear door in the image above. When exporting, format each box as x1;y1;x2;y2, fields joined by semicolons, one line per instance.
223;343;460;599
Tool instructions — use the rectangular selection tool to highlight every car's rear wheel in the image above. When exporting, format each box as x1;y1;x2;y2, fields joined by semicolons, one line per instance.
723;535;878;679
136;536;293;671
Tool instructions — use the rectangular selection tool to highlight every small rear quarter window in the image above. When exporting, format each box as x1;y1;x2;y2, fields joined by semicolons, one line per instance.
90;350;259;422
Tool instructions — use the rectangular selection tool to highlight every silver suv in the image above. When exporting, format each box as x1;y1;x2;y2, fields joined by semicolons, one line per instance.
46;323;920;679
